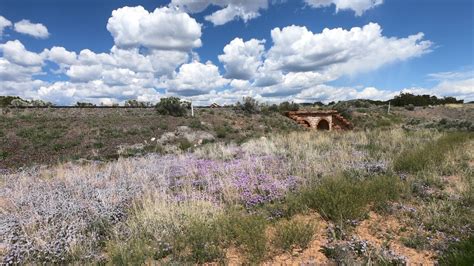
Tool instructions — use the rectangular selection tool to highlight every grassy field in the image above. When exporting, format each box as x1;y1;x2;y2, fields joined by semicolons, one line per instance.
1;112;473;264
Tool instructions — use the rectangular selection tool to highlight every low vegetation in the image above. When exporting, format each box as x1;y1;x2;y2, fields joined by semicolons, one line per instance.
1;127;472;264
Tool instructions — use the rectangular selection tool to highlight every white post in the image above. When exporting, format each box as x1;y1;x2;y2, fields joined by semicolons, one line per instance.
387;101;391;114
191;101;194;117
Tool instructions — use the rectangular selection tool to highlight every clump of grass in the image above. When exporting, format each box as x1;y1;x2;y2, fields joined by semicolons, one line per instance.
221;211;268;263
273;219;316;251
292;174;405;225
438;236;474;265
394;132;472;174
401;231;430;250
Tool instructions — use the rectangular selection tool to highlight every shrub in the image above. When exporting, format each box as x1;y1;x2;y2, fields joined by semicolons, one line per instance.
273;219;315;251
124;99;151;107
185;220;226;263
236;97;260;114
177;138;192;151
155;97;188;117
401;232;429;250
278;101;300;113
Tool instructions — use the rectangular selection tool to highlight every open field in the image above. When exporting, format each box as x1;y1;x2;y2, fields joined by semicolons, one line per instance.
1;104;472;171
1;104;473;264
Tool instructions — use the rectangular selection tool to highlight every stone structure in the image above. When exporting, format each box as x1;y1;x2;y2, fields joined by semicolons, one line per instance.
285;110;353;131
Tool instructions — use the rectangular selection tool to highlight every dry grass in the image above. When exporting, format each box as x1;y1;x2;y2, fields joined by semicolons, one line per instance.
1;128;472;264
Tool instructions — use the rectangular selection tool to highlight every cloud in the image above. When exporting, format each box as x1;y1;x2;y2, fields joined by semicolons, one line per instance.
45;46;78;65
170;0;269;25
106;6;202;51
165;60;229;96
38;80;159;105
0;40;44;66
263;23;432;79
403;70;474;102
304;0;383;16
218;38;265;80
13;19;50;39
0;16;12;37
295;84;396;103
0;58;43;82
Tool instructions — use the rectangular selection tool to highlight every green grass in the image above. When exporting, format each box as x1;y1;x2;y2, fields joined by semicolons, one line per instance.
290;174;406;225
221;211;268;263
394;132;472;174
273;219;315;251
439;236;474;266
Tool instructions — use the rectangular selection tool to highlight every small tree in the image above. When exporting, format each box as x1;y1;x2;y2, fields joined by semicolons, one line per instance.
125;99;151;107
155;97;188;116
278;101;300;113
30;100;53;107
236;97;260;114
76;102;96;107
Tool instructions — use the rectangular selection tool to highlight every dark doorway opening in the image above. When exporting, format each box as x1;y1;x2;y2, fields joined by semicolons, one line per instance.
317;119;330;130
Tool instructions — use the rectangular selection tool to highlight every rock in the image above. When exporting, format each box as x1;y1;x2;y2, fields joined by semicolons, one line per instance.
158;132;177;144
176;126;191;133
183;130;215;143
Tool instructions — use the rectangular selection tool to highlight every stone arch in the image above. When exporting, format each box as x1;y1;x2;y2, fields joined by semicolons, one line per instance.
301;120;311;128
317;119;330;130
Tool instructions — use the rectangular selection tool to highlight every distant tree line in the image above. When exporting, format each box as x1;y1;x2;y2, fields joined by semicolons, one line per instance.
390;93;463;106
0;92;466;110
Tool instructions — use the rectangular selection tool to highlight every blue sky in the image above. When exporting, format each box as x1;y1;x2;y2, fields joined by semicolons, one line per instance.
0;0;473;105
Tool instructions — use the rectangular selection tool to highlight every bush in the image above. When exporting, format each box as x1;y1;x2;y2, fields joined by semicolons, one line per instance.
185;220;226;263
178;138;192;151
124;99;151;107
278;101;300;113
155;97;188;117
236;97;260;114
273;219;315;251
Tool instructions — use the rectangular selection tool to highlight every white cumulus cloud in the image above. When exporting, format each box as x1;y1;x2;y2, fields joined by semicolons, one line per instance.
0;40;44;66
263;23;432;78
218;38;265;80
170;0;269;25
14;19;50;39
305;0;383;16
0;16;12;37
106;6;202;51
165;60;229;96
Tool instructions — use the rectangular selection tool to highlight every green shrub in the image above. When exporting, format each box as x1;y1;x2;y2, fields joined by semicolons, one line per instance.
215;126;229;139
177;138;192;151
273;219;315;251
236;97;260;114
438;236;474;266
155;97;188;117
189;118;203;129
185;220;226;263
401;232;429;250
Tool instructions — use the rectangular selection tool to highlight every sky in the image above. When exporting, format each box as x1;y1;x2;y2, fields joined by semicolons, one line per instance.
0;0;473;105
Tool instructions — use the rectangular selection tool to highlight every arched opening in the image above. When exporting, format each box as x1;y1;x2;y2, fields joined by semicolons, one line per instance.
317;119;330;130
301;120;311;128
